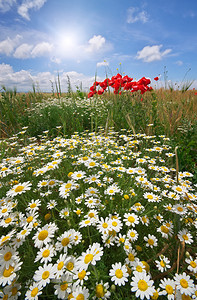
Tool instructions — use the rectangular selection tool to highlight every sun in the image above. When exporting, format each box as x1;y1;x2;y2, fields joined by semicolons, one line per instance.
55;30;79;57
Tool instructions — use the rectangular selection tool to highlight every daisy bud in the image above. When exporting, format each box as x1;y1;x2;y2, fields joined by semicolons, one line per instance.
111;284;116;292
185;251;190;258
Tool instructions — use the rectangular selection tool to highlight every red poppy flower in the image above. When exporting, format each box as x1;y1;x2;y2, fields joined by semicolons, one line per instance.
154;76;159;81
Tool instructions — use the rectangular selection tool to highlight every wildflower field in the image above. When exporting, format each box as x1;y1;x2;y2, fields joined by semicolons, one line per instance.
0;76;197;299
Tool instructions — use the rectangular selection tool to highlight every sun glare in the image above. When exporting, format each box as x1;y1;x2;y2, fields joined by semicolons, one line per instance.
56;31;79;57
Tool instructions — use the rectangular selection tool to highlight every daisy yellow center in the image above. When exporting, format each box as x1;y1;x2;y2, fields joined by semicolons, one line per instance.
61;237;70;247
161;226;169;234
130;232;135;237
180;279;188;288
31;287;39;297
76;210;81;215
3;265;14;277
119;238;125;243
41;182;47;186
148;239;154;245
136;265;143;272
64;211;69;216
42;249;50;257
3;295;8;300
190;261;197;268
30;203;36;208
138;279;148;291
142;216;147;223
1;167;8;171
49;180;55;185
147;195;153;199
89;162;95;166
57;261;64;270
160;260;166;267
182;234;189;241
78;270;86;280
76;174;82;178
60;282;68;291
42;271;50;280
65;183;72;189
4;252;12;261
5;218;12;224
177;207;183;212
76;294;84;300
115;269;123;278
102;223;108;228
11;287;18;296
84;254;94;264
128;216;135;223
2;208;7;213
128;253;135;261
176;187;182;192
85;220;90;224
89;213;95;218
67;262;74;270
14;186;24;193
38;230;48;241
112;221;118;227
96;284;105;297
27;216;33;223
109;189;114;194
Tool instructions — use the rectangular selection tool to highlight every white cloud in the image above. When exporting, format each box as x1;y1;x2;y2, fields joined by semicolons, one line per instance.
31;42;53;57
0;0;16;12
14;43;33;59
97;61;109;67
17;0;47;20
127;7;148;24
85;35;106;53
175;60;183;66
136;45;172;62
0;63;103;92
0;35;22;56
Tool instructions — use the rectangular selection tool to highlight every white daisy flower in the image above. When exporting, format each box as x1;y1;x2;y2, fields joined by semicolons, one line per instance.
33;223;58;248
73;269;90;286
25;283;43;300
130;271;155;299
53;253;67;279
109;262;129;286
76;243;103;271
144;234;158;248
72;286;90;300
6;181;32;198
185;256;197;273
34;244;56;264
177;229;193;244
33;263;56;288
0;246;20;269
159;278;175;300
174;272;194;296
155;255;171;272
94;281;111;299
96;217;112;235
131;259;146;274
0;261;22;286
127;229;139;242
123;212;139;227
54;273;73;299
104;184;121;196
55;230;75;252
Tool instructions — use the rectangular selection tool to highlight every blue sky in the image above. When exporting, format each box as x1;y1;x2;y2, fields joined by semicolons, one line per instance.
0;0;197;91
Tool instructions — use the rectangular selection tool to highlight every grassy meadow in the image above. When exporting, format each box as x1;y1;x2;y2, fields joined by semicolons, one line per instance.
0;83;197;299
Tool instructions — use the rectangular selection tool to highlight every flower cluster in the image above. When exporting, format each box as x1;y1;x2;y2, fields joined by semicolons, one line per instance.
0;128;196;299
88;73;154;98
